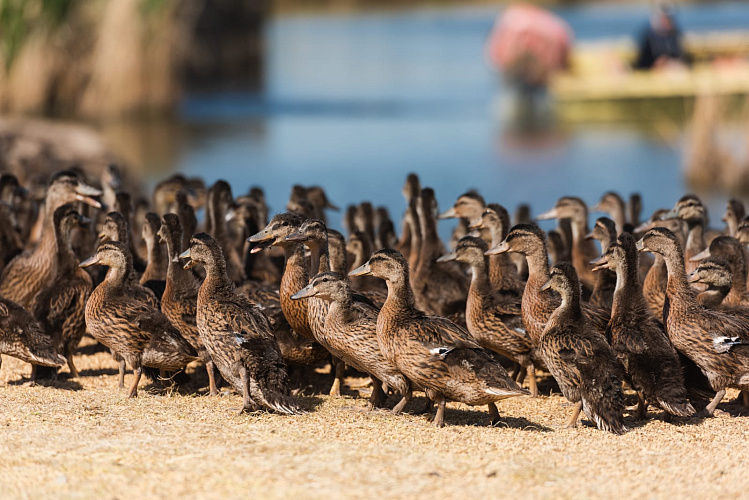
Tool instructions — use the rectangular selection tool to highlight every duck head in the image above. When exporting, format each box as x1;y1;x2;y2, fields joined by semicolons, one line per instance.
349;248;408;284
247;212;306;253
485;223;546;256
291;272;349;302
437;236;487;267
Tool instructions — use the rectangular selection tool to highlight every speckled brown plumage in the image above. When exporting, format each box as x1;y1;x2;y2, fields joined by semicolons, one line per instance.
0;171;101;308
30;204;93;378
587;217;617;310
292;272;410;410
689;257;746;313
439;236;538;397
593;233;694;418
539;263;627;434
158;213;219;395
351;249;528;427
0;297;66;368
183;233;302;414
638;227;749;416
591;191;626;235
486;224;610;347
690;236;749;307
83;241;198;397
347;231;387;293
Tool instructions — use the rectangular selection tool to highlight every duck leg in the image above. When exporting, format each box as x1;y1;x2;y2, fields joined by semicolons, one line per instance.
29;364;38;383
635;392;647;420
67;357;80;378
704;389;726;416
240;367;252;414
369;377;387;409
515;365;527;385
487;402;500;425
328;358;345;397
127;366;142;398
206;360;219;396
742;390;749;408
566;401;583;428
391;387;412;415
433;397;447;428
526;364;538;398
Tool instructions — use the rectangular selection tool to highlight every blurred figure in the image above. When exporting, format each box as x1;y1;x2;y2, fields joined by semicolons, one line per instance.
634;4;688;70
485;3;572;89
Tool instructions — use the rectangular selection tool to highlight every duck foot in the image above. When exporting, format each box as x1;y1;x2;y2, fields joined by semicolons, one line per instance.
328;359;345;397
565;401;583;429
391;390;412;415
527;365;538;398
701;389;727;417
67;357;80;378
635;393;647;420
432;398;446;428
127;367;142;398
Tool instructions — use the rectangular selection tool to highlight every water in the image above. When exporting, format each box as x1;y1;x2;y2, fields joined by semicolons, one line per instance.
133;1;749;240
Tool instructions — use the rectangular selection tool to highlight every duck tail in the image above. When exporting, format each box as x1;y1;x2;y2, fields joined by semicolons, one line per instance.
244;336;306;415
583;400;628;435
658;398;696;417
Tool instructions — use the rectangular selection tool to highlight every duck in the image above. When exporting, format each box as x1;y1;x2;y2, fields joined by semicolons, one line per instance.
412;188;468;317
139;212;168;298
666;195;708;274
355;202;377;246
375;206;398;250
486;224;610;347
591;191;626;235
689;235;749;307
291;272;411;410
158;213;219;395
0;171;101;309
689;257;743;311
350;249;529;427
638;215;686;321
628;193;643;230
438;236;537;397
438;190;484;250
180;233;302;414
0;297;66;371
469;203;524;298
538;262;627;434
591;232;695;419
30;204;93;379
99;210;147;274
722;199;745;237
586;217;617;310
347;231;387;293
536;196;598;294
206;180;246;284
173;190;198;258
637;227;749;416
100;164;122;212
81;241;198;397
306;186;339;225
397;173;421;259
113;191;148;266
153;174;189;216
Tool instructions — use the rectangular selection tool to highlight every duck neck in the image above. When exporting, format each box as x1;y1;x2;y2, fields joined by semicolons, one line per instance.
685;220;705;252
282;243;309;295
383;273;415;316
418;208;440;261
524;245;551;287
165;231;191;287
145;235;166;277
209;199;227;239
550;287;583;325
104;260;131;292
611;256;640;317
698;287;729;309
308;238;330;275
203;254;233;292
730;258;748;300
469;257;493;299
662;247;694;300
54;223;77;273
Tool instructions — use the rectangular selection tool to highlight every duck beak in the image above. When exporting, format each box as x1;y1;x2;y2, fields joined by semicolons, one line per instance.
590;255;608;272
663;208;679;220
285;231;306;242
485;241;509;255
540;279;552;292
635;238;648;252
633;221;652;233
179;249;196;270
75;193;102;208
291;284;316;300
536;207;559;221
248;228;273;243
590;203;603;213
98;232;109;243
584;231;595;240
438;206;457;220
687;270;701;284
689;248;711;262
349;262;372;277
467;219;484;231
436;252;457;263
79;254;100;268
326;202;340;211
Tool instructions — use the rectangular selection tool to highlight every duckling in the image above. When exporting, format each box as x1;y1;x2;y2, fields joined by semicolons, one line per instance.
347;231;387;294
30;204;93;378
81;241;198;397
140;212;168;296
180;233;302;414
158;214;219;395
591;191;626;235
350;249;529;427
586;217;617;310
486;224;610;347
0;297;66;370
469;204;524;298
722;199;745;237
206;181;245;284
539;263;627;434
438;237;537;397
689;257;740;310
637;227;749;416
537;197;598;293
0;171;101;309
689;236;749;307
292;272;411;410
667;195;708;274
412;188;468;317
591;233;695;419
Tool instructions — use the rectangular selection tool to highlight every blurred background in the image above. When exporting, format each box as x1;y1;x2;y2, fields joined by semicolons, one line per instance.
2;0;749;238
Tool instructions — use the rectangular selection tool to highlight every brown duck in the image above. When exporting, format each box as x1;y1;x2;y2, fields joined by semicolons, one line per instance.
350;249;529;427
292;272;411;410
0;297;66;371
31;204;93;378
689;235;749;307
539;262;627;434
438;236;538;397
591;232;695;418
82;241;198;397
637;227;749;416
180;233;302;414
586;216;617;310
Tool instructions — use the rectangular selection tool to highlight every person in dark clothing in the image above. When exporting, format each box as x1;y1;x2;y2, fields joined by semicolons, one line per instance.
634;5;688;70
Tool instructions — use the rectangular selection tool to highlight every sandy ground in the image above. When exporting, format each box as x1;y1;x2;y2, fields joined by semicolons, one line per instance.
2;337;749;500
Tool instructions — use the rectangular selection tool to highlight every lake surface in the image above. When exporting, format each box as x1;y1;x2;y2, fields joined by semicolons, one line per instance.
130;1;749;240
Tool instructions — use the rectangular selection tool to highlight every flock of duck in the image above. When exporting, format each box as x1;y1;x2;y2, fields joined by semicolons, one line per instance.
2;167;749;433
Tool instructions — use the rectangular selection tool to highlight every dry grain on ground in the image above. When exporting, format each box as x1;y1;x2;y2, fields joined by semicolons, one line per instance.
2;337;749;500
